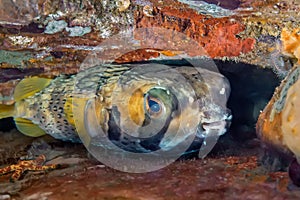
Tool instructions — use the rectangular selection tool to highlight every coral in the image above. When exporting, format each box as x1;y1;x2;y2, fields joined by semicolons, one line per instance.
281;28;300;63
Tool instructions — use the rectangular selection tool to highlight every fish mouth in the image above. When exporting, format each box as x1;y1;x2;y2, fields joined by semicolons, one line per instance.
203;116;232;134
197;111;232;139
182;111;232;157
202;120;228;133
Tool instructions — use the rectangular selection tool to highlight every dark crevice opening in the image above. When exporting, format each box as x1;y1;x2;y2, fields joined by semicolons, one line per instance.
217;60;280;142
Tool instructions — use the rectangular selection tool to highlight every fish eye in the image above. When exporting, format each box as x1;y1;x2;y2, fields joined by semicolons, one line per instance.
145;96;163;116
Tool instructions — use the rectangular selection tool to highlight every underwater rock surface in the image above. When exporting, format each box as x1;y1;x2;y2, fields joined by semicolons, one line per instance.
0;0;299;102
1;129;300;199
257;65;300;158
0;0;300;198
257;64;300;182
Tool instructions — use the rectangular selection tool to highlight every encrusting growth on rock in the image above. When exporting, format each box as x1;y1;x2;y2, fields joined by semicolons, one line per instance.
0;155;62;182
281;28;300;63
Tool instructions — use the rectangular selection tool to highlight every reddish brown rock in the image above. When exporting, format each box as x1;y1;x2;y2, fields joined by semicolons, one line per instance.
1;1;300;198
256;64;300;159
2;148;299;199
0;0;298;86
135;5;256;58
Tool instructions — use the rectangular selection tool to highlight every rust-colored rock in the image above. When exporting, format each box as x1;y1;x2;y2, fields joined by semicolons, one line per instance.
256;64;300;159
1;131;300;199
281;28;300;63
0;81;19;105
1;1;300;197
256;88;291;156
0;0;299;101
135;5;256;58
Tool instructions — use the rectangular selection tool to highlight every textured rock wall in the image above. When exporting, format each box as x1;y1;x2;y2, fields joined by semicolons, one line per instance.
0;0;299;104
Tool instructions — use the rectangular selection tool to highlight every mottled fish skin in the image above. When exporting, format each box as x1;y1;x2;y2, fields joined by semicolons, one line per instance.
15;75;79;142
15;64;131;142
72;64;231;153
3;63;231;154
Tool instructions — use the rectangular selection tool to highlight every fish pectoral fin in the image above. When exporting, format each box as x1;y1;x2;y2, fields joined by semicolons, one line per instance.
0;104;15;119
14;77;52;101
15;118;46;137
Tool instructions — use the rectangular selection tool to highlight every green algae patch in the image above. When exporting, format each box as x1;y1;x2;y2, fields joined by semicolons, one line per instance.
0;50;35;66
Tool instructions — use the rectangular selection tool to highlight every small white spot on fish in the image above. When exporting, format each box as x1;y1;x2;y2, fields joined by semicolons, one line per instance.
219;87;225;95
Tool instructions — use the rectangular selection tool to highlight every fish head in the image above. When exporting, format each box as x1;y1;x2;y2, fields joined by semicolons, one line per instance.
71;63;232;173
174;66;232;140
97;64;232;153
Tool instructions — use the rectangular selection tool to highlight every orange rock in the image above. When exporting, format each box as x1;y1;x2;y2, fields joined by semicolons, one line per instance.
252;29;300;152
281;28;300;63
135;5;256;58
256;64;300;158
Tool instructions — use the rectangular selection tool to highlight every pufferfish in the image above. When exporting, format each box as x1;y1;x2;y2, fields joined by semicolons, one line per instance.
0;63;231;156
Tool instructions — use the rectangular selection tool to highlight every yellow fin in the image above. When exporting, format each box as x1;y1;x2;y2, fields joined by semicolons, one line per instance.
14;77;52;101
0;104;15;119
15;118;46;137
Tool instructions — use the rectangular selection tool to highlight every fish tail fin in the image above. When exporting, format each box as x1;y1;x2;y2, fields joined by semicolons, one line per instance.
0;104;15;119
0;76;52;119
